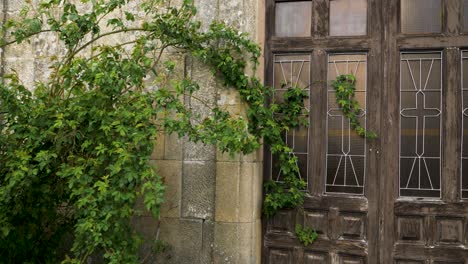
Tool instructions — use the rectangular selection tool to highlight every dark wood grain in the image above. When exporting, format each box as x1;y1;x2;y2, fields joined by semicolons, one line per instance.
380;0;399;263
444;0;462;35
309;49;327;196
313;0;328;38
269;38;371;52
263;1;468;263
442;47;462;203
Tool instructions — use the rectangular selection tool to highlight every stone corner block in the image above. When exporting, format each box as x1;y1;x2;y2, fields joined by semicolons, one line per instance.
215;161;240;222
213;220;262;264
181;161;216;219
155;217;206;264
153;160;182;218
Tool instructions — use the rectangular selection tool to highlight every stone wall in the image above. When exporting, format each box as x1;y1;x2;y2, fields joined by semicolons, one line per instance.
0;0;264;263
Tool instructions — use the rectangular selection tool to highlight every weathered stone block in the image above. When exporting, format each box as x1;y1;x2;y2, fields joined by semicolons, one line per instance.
241;148;263;162
217;147;241;162
181;161;216;219
6;0;27;12
153;160;182;218
218;88;241;106
156;217;204;264
164;133;183;160
239;162;255;223
150;132;165;160
215;161;262;223
213;220;261;264
215;162;240;222
188;60;218;117
4;58;35;89
4;41;33;59
251;162;263;221
184;140;216;161
194;0;218;30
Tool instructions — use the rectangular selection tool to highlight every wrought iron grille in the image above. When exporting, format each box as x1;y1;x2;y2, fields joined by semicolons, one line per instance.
271;54;311;187
325;53;367;195
399;52;442;198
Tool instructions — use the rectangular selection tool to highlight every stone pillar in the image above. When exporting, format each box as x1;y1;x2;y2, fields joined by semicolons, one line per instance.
0;0;265;262
153;0;265;263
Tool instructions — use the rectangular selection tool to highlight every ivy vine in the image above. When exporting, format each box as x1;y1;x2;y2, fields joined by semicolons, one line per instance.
332;74;377;139
0;0;311;261
295;224;318;246
0;0;379;260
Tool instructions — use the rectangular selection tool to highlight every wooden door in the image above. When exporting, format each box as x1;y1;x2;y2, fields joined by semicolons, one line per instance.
263;0;382;262
263;0;468;263
381;0;468;263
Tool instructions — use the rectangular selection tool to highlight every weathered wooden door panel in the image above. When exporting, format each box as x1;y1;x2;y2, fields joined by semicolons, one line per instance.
264;195;370;263
263;0;468;263
381;0;468;263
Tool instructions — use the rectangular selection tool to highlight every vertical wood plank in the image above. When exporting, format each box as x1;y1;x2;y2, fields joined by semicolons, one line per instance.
444;0;462;35
366;0;383;262
265;0;275;40
263;17;274;182
310;49;327;196
380;0;399;263
425;215;436;246
313;0;329;38
262;2;274;262
442;47;462;202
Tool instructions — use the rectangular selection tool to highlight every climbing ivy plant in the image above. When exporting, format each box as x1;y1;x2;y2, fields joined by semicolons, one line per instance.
332;74;377;139
0;0;309;262
0;0;378;260
295;224;318;246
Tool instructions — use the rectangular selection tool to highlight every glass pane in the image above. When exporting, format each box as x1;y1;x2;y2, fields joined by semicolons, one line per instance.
462;51;468;198
275;1;312;37
401;0;442;34
464;0;468;31
326;53;367;195
273;54;311;111
271;54;311;187
400;52;442;198
330;0;367;36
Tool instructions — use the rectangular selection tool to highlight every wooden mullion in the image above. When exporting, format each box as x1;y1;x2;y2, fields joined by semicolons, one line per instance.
366;1;383;263
269;37;371;51
444;0;463;35
441;47;462;203
313;0;329;38
266;0;275;43
380;0;399;263
397;35;468;49
309;48;327;196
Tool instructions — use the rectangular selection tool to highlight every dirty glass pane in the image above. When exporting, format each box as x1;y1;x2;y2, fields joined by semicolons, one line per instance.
399;52;442;198
275;1;312;37
329;0;367;36
326;54;367;195
401;0;441;34
271;54;311;187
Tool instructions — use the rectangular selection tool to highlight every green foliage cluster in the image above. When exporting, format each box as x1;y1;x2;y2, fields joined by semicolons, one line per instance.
332;74;377;139
295;224;318;246
0;0;308;262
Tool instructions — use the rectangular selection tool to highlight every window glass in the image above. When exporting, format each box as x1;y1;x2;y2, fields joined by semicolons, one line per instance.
272;54;311;186
400;52;442;198
326;54;367;195
329;0;367;36
275;1;312;37
401;0;441;34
